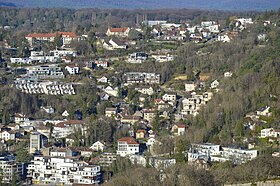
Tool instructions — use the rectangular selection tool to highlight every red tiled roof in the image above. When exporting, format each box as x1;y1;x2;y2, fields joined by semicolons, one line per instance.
55;120;85;128
176;124;186;128
26;32;77;38
26;33;55;38
118;137;138;144
136;129;146;134
109;27;129;33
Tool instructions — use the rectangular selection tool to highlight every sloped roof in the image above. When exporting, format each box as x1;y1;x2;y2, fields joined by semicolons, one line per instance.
117;137;138;144
55;120;85;128
109;27;129;33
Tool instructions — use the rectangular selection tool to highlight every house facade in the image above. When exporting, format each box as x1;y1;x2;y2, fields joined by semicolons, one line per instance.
117;137;139;157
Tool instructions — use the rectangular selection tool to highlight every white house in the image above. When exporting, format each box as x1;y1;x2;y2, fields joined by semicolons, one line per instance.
106;27;130;37
105;107;117;117
260;128;280;138
210;80;219;89
128;52;148;63
53;120;86;139
137;86;154;95
162;93;176;103
104;86;119;97
98;76;109;84
224;72;233;78
12;113;29;124
117;137;139;157
256;106;271;117
90;141;106;152
62;110;69;117
171;124;186;136
0;130;16;141
65;65;80;75
185;82;196;92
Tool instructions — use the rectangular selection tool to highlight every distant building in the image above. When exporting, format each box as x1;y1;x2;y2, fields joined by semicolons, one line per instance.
260;128;280;138
90;141;106;152
0;154;25;183
27;64;64;79
124;72;160;84
188;143;258;164
65;65;80;75
128;52;148;63
117;137;139;157
106;27;130;37
29;132;48;154
27;156;101;185
25;32;81;47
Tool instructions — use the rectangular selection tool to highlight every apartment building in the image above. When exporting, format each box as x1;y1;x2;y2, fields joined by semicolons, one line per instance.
117;137;139;157
0;154;25;183
124;72;160;84
27;64;64;79
128;52;148;63
188;143;258;164
27;156;101;185
15;79;75;95
30;132;48;153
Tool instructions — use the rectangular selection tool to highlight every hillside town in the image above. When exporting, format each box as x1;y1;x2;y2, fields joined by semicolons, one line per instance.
0;8;279;186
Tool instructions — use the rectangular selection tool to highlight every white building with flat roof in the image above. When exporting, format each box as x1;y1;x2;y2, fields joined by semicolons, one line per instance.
27;156;101;185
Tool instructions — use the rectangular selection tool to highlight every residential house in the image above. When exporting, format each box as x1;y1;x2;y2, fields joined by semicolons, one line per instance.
137;86;154;96
120;115;141;125
104;86;119;97
149;157;176;170
172;124;186;136
117;137;139;157
185;82;196;92
106;27;130;37
50;148;73;157
65;65;80;75
105;107;117;118
95;60;109;68
0;130;16;141
97;76;109;83
128;52;148;63
260;128;280;138
99;153;117;167
108;38;128;49
90;141;106;152
26;32;81;47
136;129;146;139
53;120;86;139
210;79;219;89
124;72;160;84
224;71;233;77
12;113;29;124
256;106;271;117
62;110;69;117
162;93;176;103
40;106;55;114
143;109;156;123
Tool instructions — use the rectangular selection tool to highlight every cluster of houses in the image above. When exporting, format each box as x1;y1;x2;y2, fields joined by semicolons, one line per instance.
14;78;75;95
1;16;277;185
187;143;258;166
